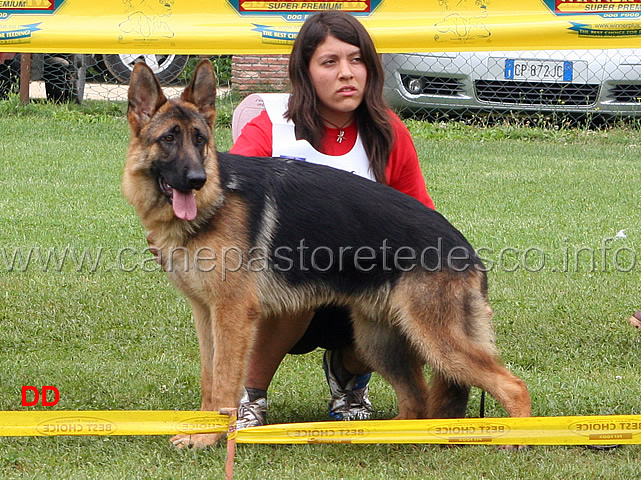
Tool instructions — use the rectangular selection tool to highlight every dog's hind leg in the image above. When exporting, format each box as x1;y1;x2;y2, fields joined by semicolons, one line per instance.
455;357;531;419
351;311;430;419
395;272;531;420
426;372;470;418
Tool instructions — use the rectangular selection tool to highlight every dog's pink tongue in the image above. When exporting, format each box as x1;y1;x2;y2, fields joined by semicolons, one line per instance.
172;189;197;221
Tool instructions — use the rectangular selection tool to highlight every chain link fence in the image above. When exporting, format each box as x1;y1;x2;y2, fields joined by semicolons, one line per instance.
1;50;640;125
0;54;232;103
382;49;641;126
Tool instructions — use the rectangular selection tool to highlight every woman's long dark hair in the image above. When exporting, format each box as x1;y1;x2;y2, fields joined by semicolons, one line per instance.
286;11;394;184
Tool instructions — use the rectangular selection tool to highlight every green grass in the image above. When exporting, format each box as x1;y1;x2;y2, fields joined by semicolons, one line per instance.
1;100;641;478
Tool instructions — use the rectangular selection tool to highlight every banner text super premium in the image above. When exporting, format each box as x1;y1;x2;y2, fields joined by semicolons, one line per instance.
1;1;641;54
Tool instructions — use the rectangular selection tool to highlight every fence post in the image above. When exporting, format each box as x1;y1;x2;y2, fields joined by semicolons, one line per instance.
19;53;31;104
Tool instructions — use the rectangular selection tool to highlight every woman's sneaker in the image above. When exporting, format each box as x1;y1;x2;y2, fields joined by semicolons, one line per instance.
236;388;267;429
322;350;373;421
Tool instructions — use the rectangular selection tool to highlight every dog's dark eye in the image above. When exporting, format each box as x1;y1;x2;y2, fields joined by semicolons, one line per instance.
163;134;175;143
195;134;206;144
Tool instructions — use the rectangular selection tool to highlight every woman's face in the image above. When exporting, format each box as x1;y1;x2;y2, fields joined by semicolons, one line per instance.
308;34;367;124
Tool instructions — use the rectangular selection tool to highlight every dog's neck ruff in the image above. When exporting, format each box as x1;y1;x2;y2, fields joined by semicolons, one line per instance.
183;193;224;236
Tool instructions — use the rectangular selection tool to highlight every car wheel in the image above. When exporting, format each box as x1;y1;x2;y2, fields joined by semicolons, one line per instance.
43;55;76;103
101;54;189;84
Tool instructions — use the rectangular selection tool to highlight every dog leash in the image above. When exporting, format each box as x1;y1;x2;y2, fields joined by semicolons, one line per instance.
479;390;486;418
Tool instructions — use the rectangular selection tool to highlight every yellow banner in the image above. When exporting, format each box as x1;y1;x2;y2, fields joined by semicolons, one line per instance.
3;411;641;446
0;0;640;54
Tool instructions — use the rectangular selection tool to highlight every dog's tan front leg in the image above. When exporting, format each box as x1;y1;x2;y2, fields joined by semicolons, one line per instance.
209;299;259;408
171;300;218;449
172;298;258;450
193;300;216;411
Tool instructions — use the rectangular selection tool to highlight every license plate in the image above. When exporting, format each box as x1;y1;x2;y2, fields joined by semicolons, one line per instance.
504;59;573;82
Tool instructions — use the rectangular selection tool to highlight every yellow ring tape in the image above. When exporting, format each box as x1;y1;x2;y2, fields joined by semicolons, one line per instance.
2;411;641;446
0;411;229;437
236;415;641;446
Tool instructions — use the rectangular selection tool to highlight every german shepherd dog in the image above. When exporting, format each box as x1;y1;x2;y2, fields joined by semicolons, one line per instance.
123;60;531;449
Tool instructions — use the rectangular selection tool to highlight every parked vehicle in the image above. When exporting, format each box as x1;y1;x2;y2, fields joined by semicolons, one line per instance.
101;54;189;84
0;53;189;103
382;49;641;118
0;53;81;102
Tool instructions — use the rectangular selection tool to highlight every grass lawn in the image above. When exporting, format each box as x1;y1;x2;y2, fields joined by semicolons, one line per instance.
0;99;640;479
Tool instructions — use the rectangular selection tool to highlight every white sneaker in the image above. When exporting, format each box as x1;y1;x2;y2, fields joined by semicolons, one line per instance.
323;350;373;421
236;388;267;429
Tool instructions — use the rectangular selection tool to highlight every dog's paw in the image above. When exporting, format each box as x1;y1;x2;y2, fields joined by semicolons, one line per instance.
498;444;529;452
170;433;224;450
629;313;641;330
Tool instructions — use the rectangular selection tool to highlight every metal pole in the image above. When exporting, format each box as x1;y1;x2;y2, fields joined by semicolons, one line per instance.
220;408;238;480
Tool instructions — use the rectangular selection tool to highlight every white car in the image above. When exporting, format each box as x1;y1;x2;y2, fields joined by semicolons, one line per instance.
383;49;641;117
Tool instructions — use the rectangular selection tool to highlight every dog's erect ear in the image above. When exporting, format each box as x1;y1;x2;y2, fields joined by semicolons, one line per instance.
127;62;167;133
181;60;217;128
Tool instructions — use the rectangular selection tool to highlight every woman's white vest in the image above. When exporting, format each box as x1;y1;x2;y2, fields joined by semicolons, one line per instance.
244;93;375;181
